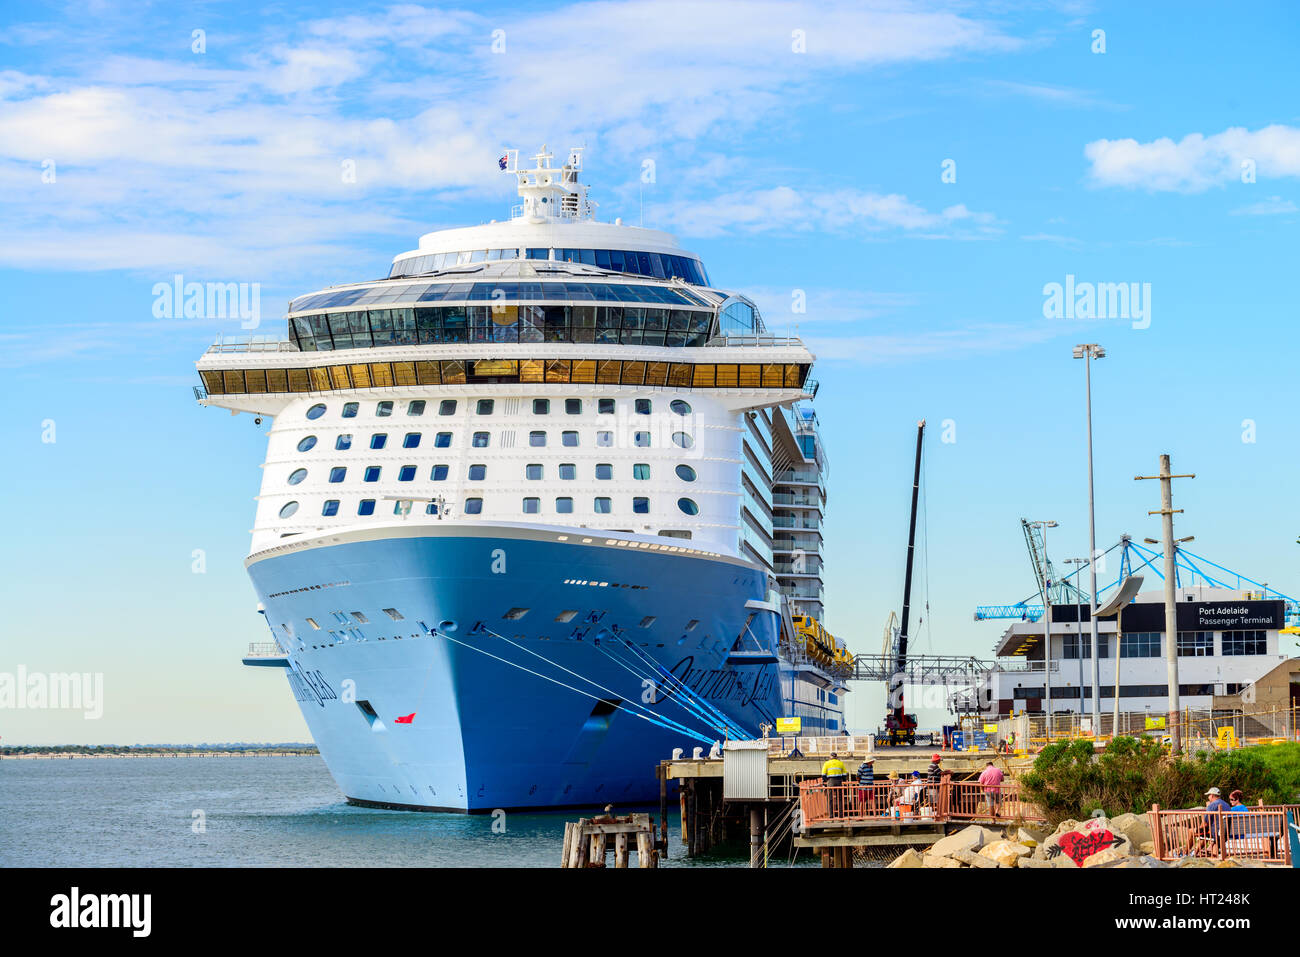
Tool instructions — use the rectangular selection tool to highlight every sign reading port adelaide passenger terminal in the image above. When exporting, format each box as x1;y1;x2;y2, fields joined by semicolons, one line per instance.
1051;599;1285;632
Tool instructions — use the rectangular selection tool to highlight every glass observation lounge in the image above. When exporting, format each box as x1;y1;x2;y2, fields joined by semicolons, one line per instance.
388;248;709;285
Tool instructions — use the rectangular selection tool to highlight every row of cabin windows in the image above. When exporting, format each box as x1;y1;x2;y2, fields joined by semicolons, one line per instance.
279;497;700;518
305;398;691;421
297;430;693;451
309;463;699;484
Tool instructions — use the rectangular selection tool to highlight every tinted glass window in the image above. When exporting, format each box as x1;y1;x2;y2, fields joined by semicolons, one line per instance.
559;463;576;480
529;431;546;447
431;465;449;480
279;501;299;518
306;404;326;420
477;399;495;415
596;463;613;480
472;431;490;448
435;432;452;447
634;431;650;447
676;464;697;482
562;431;578;447
635;399;651;415
677;498;699;516
556;497;574;513
297;436;317;452
376;401;393;417
336;434;352;450
364;466;381;482
358;499;376;516
407;400;426;416
597;431;613;447
598;398;615;414
371;433;387;450
342;402;359;418
468;464;486;481
464;498;483;514
533;399;550;414
670;399;691;415
322;500;339;516
523;497;540;514
633;497;650;514
329;467;347;483
565;398;582;414
439;400;457;415
288;468;307;485
526;464;543;480
594;497;612;514
672;432;693;448
398;465;416;481
633;464;650;480
403;433;421;449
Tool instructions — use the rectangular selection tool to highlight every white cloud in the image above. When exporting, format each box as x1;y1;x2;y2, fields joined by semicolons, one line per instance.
1084;124;1300;192
1231;195;1298;216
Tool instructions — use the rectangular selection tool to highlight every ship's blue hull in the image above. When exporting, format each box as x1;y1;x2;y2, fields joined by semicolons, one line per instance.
245;523;817;811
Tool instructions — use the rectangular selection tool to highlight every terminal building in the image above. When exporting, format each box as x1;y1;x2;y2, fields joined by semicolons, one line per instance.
983;586;1291;716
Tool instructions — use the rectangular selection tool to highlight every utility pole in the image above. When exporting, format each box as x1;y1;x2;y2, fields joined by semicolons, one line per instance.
1073;343;1105;731
1135;454;1195;752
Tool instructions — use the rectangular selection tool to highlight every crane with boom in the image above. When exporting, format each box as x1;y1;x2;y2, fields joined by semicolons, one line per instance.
884;420;925;745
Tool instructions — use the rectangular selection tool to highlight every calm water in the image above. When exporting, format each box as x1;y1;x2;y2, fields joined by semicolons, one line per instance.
0;755;758;867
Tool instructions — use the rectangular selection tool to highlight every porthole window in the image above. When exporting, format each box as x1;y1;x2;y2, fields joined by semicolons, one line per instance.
565;398;582;414
529;431;546;447
376;401;393;417
398;465;416;482
342;402;359;418
472;431;490;448
670;399;691;416
676;464;697;482
434;432;452;448
596;463;613;480
635;399;651;415
677;498;700;516
306;404;327;420
336;434;352;451
633;464;650;480
598;399;615;414
329;467;347;483
279;501;300;518
403;433;421;449
632;497;650;514
464;497;483;514
556;497;574;513
371;433;388;450
477;399;495;415
322;500;340;516
522;497;541;514
597;431;613;447
672;432;693;449
526;464;543;480
559;463;576;481
408;400;426;416
364;466;381;482
634;431;650;447
439;399;457;416
533;399;550;415
561;431;578;447
288;468;308;485
358;499;376;516
594;497;612;514
468;464;487;481
431;465;449;481
297;436;317;452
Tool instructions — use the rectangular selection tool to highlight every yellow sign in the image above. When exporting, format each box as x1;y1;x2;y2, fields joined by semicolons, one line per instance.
775;717;802;734
983;723;998;733
1217;726;1238;749
1145;716;1166;730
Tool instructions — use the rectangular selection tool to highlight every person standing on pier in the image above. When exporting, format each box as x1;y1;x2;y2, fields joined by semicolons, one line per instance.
822;752;848;816
925;753;943;809
979;761;1005;815
857;756;876;814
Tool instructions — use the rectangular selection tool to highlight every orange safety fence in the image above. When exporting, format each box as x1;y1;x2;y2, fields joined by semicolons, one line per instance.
799;776;1044;826
1147;804;1297;864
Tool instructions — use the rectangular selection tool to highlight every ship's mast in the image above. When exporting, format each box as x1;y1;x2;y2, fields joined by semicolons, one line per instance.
501;144;596;222
889;420;926;742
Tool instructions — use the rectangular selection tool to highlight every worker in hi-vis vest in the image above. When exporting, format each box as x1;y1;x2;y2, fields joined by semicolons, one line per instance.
821;752;848;816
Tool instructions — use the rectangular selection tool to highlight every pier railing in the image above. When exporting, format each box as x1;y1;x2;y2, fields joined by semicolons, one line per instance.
1147;804;1297;864
799;777;1043;827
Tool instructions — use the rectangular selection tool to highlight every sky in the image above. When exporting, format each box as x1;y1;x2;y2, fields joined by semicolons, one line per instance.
2;0;1298;744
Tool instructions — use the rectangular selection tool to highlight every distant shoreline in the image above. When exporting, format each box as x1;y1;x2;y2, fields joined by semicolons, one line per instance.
1;747;319;760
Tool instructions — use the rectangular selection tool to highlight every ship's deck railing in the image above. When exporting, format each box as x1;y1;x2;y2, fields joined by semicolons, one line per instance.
1148;804;1297;864
245;642;286;657
205;336;298;354
766;735;859;756
703;334;805;348
799;777;1044;826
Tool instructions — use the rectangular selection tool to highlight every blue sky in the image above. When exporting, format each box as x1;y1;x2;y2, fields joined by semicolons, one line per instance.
2;0;1298;743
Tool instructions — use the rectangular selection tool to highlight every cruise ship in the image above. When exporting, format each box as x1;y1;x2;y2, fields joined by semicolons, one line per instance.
196;146;847;811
